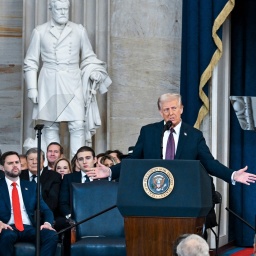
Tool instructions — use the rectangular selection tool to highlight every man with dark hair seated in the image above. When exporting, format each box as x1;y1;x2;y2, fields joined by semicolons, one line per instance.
59;146;103;219
45;142;64;170
0;151;58;256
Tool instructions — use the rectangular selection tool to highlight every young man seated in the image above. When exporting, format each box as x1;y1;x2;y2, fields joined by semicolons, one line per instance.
59;146;105;219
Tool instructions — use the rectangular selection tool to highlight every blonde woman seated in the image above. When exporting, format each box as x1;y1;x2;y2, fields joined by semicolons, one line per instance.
54;158;72;179
100;154;117;168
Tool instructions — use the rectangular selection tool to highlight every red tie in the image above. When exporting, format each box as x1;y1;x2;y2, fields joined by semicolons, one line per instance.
12;182;24;231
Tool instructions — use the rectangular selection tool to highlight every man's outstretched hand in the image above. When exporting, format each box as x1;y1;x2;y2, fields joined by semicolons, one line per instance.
234;166;256;185
86;163;111;180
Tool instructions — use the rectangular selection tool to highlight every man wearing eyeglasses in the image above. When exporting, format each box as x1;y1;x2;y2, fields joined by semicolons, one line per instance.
88;93;256;186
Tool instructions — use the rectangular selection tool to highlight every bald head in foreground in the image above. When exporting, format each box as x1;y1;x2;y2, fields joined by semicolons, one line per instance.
176;234;209;256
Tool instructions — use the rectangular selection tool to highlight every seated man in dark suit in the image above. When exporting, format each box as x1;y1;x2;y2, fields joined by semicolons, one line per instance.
59;146;102;219
88;93;256;185
19;148;70;255
0;151;58;256
20;147;62;216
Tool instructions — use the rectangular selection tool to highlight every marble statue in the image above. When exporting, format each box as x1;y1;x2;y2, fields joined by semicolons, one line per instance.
23;0;111;157
230;96;256;131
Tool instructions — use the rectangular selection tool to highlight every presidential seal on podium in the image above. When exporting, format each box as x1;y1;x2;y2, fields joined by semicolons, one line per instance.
143;167;174;199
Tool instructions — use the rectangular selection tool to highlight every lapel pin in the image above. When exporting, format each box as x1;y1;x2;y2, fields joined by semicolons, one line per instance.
25;188;28;190
184;132;187;136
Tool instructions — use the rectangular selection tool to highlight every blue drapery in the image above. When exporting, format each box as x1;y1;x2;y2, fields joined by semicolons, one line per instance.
180;0;256;246
180;0;234;127
229;0;256;246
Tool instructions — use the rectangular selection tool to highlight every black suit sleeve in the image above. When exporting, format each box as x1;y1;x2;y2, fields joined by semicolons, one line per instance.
41;170;62;214
195;131;233;183
59;174;72;217
130;126;145;159
39;191;55;225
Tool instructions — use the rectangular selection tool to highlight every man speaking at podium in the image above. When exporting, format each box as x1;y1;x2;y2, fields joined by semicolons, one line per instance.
87;93;256;185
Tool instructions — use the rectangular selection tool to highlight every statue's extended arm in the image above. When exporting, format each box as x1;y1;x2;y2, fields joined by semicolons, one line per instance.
79;25;111;93
24;70;38;104
79;25;107;82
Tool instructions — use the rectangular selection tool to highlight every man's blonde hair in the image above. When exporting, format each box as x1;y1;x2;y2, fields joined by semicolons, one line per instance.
157;93;182;110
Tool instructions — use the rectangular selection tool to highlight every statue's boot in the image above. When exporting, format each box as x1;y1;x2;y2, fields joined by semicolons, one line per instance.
69;121;85;158
43;122;60;153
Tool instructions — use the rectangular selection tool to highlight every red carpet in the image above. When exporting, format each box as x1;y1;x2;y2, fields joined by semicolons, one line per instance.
220;247;254;256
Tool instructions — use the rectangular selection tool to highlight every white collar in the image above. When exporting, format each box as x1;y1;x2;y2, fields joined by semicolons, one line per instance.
28;170;43;178
5;176;20;187
164;120;182;134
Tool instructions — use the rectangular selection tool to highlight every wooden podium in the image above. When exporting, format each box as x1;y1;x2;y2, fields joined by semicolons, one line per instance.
117;159;212;256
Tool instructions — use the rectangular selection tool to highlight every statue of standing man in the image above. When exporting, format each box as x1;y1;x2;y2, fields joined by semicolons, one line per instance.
24;0;111;157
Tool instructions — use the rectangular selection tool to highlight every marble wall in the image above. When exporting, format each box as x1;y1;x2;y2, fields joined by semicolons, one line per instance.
108;0;182;153
0;0;23;153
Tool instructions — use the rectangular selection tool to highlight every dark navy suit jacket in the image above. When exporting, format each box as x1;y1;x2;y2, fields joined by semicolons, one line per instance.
111;120;233;183
59;171;83;217
20;168;61;215
0;177;54;225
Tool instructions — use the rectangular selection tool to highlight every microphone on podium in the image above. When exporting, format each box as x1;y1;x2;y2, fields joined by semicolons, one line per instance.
163;120;173;133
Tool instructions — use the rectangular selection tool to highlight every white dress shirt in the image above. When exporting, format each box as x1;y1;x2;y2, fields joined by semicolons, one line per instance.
28;170;43;183
81;172;93;183
162;121;181;159
6;177;31;226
